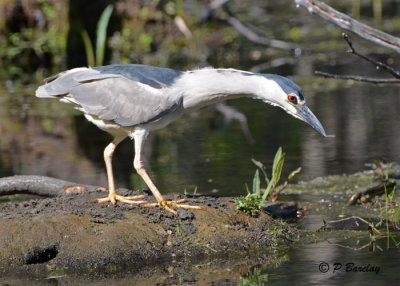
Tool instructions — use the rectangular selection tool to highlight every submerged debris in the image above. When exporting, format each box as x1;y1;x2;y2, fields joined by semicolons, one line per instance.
348;180;397;205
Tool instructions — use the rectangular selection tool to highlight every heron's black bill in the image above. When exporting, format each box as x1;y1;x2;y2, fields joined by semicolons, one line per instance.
297;106;326;137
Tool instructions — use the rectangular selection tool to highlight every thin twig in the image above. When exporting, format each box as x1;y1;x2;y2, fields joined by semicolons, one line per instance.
343;33;400;79
315;71;400;84
325;239;379;251
249;58;296;73
316;216;383;236
201;0;297;50
199;0;231;21
223;6;297;50
315;34;400;83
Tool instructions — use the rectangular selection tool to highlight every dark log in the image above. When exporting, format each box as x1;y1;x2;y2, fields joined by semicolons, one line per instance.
348;180;397;205
0;175;99;197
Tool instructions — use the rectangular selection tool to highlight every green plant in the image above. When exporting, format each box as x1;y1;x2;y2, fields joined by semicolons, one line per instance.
374;161;399;240
240;267;269;286
382;182;398;248
81;4;114;66
235;147;301;217
252;148;302;202
235;169;263;217
319;162;399;249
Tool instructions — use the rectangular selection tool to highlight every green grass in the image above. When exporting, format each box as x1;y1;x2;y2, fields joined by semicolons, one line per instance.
235;147;301;217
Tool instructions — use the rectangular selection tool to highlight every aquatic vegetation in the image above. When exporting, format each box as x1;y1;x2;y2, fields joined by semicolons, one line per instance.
378;163;399;247
317;162;399;249
240;266;269;286
235;147;302;217
81;5;114;67
235;172;263;216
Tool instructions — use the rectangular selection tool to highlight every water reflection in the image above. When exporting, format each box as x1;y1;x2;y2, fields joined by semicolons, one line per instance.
266;236;400;286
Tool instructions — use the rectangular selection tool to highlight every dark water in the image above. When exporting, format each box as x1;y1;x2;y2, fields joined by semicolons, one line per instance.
1;0;400;284
266;239;400;286
262;210;400;286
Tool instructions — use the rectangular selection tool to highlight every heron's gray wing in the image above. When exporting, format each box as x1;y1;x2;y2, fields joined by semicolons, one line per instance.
36;68;183;127
70;77;182;126
93;64;183;89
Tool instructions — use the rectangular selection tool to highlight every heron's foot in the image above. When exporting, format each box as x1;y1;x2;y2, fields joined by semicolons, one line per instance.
97;194;146;205
144;199;203;215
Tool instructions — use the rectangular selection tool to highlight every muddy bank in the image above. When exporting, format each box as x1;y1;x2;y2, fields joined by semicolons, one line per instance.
0;187;298;276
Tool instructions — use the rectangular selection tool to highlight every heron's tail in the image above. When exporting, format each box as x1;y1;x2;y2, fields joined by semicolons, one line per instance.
35;68;88;98
35;85;56;98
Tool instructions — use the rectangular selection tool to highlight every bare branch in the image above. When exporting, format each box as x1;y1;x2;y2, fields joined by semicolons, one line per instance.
223;7;297;50
315;34;400;83
315;71;400;84
199;0;231;21
294;0;400;53
342;33;400;79
201;0;297;50
316;215;383;235
325;239;382;252
249;58;296;73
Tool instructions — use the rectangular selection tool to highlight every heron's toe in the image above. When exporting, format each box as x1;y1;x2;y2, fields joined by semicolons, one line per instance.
144;199;203;215
97;194;146;204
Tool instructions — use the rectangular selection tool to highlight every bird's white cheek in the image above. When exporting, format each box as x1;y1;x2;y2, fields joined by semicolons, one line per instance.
284;103;298;116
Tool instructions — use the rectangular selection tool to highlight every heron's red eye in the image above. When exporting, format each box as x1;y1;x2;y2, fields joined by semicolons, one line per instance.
288;95;298;104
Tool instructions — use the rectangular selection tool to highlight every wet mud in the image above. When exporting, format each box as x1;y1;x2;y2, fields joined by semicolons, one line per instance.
0;188;299;276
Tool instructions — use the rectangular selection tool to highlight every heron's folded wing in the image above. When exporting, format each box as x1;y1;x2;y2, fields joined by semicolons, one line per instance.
37;68;182;127
70;76;182;126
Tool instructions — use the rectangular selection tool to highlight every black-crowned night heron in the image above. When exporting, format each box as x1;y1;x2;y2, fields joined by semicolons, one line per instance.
36;64;326;214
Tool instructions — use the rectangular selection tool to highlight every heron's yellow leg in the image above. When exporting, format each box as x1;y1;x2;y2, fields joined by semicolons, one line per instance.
133;129;203;215
97;140;147;204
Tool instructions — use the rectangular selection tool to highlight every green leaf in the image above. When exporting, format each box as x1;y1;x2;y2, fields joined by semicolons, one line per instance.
273;153;285;183
252;170;260;196
260;176;275;206
96;4;113;66
252;158;269;184
81;29;95;67
288;167;302;181
245;184;250;195
272;147;283;175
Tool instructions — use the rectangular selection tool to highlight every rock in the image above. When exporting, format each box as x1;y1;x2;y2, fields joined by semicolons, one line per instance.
262;201;300;219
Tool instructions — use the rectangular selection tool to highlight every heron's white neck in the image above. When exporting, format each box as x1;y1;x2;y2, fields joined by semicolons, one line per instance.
170;68;276;111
